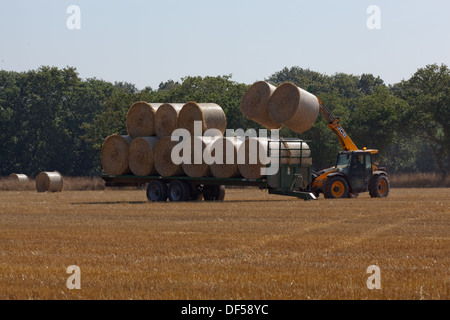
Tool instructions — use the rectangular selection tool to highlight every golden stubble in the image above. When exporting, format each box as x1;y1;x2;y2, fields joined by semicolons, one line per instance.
0;188;448;300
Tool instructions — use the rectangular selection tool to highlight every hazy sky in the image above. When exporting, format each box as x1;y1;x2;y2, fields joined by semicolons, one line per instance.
0;0;449;89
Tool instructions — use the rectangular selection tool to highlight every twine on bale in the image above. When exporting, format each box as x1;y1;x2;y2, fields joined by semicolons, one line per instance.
126;101;163;138
268;82;319;133
182;136;220;178
240;81;283;129
178;102;227;136
154;103;185;138
36;171;64;193
154;136;185;177
101;135;133;175
128;137;160;176
209;137;244;179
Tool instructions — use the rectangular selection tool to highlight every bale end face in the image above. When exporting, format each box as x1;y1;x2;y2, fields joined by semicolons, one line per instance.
178;102;227;136
101;135;133;176
36;171;64;193
154;136;185;177
209;137;243;179
154;103;184;138
128;137;159;176
126;102;162;138
241;81;283;130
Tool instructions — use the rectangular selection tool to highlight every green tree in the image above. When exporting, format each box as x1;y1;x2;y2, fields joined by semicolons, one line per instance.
346;86;406;159
394;64;450;179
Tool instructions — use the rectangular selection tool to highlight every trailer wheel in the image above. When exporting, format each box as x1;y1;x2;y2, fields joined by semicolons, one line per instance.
203;185;225;201
168;180;191;202
146;180;168;202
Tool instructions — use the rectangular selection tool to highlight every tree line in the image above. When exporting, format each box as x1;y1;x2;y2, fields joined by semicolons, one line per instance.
0;64;448;179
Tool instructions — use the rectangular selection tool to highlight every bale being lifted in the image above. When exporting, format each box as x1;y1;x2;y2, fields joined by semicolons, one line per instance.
268;82;319;133
154;103;184;138
126;102;163;138
36;171;64;193
240;81;283;130
128;137;160;176
101;135;133;175
178;102;227;136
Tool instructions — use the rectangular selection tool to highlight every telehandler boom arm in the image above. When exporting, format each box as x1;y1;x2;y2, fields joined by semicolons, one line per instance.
318;101;359;152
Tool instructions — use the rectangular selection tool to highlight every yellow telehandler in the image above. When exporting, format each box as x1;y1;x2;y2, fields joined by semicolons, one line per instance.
311;99;390;199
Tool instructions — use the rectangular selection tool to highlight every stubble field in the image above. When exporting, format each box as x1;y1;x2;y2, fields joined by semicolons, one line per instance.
0;188;448;300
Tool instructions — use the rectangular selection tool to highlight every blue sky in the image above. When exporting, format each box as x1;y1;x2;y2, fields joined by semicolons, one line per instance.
0;0;449;89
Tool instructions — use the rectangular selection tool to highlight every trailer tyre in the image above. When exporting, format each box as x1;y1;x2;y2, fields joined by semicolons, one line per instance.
146;180;168;202
203;185;225;201
168;180;191;202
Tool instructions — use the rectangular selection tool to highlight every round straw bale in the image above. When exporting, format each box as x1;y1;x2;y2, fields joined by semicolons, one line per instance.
237;137;270;180
126;102;163;138
209;137;244;179
128;137;160;176
269;138;312;165
154;103;185;138
101;135;133;175
178;102;227;136
182;136;220;178
237;138;312;179
240;81;283;129
154;136;185;177
268;82;319;133
36;171;63;193
9;173;29;184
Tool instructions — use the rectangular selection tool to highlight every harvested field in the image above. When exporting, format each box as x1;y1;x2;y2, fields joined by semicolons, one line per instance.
0;188;448;300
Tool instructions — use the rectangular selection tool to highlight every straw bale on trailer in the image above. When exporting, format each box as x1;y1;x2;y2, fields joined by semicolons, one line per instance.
126;102;163;138
128;137;160;176
101;135;133;175
154;136;185;177
154;103;185;138
182;136;219;178
237;138;312;179
209;137;244;179
177;102;227;136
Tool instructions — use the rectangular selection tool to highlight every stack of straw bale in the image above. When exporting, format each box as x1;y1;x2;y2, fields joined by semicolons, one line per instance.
101;101;228;178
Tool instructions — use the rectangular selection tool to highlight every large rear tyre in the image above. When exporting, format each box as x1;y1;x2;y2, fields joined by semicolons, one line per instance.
203;185;225;201
146;180;168;202
369;175;390;198
168;180;191;202
323;176;349;199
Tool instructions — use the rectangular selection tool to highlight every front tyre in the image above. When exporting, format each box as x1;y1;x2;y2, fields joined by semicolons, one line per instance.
323;176;349;199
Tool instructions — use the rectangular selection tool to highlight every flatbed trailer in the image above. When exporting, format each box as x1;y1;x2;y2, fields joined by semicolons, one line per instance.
101;173;317;202
101;139;317;202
